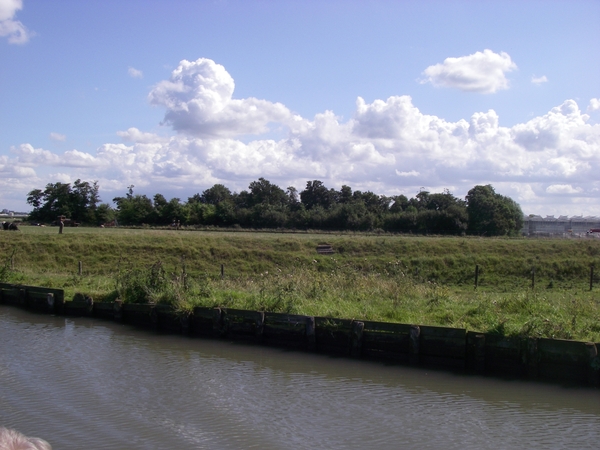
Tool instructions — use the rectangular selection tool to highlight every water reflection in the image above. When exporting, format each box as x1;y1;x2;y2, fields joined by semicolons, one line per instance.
1;306;599;450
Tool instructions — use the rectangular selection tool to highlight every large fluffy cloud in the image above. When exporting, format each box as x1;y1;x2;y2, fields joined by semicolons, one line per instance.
421;49;517;93
2;58;599;216
148;58;292;138
0;0;33;44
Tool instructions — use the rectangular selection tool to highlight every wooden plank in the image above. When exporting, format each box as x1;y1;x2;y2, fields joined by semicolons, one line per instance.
466;332;486;373
362;320;413;334
419;325;466;360
314;317;353;354
92;302;115;320
190;307;222;337
482;334;523;376
538;338;593;365
0;287;25;307
63;300;94;316
263;312;309;348
121;303;157;330
316;244;334;254
155;304;189;334
420;325;466;339
536;339;597;384
222;309;264;339
0;284;65;309
361;320;411;360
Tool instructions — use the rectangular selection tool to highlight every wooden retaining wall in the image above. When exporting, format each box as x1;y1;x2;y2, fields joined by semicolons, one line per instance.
1;283;598;387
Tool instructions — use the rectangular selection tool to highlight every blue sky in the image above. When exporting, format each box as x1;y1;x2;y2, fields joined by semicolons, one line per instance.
1;0;599;216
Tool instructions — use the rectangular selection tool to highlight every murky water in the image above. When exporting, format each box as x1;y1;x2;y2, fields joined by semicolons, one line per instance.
1;305;599;449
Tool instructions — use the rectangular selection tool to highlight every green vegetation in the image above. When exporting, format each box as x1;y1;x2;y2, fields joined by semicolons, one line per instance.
2;226;599;341
27;179;523;236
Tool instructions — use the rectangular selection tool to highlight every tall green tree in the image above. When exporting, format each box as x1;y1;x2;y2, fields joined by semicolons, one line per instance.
300;180;334;209
466;185;523;236
27;179;100;224
112;186;155;225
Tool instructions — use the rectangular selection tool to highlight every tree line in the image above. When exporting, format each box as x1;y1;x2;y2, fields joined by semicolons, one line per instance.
26;179;524;236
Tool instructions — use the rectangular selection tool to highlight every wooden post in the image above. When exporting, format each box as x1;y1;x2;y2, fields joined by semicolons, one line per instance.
46;293;54;308
306;316;316;351
474;264;479;290
591;266;594;291
180;314;190;335
586;342;599;387
212;307;224;336
78;261;83;276
531;266;535;290
59;221;64;234
409;325;420;365
113;299;123;321
525;337;539;378
221;264;224;280
473;334;485;373
350;321;364;358
255;311;265;339
181;255;187;289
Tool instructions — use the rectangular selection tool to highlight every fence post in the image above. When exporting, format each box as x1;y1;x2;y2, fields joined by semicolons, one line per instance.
474;264;479;290
221;264;224;280
591;266;594;291
181;255;187;289
531;266;535;290
78;261;83;276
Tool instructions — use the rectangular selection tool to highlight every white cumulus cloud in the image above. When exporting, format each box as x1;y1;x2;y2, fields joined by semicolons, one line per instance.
117;127;167;144
588;98;600;112
546;184;583;194
0;0;33;44
3;59;600;217
531;75;548;85
128;67;143;78
50;132;66;142
421;49;517;93
148;58;292;138
396;170;419;177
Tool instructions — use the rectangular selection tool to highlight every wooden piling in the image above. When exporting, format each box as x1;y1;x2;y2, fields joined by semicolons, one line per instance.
306;316;316;351
350;321;364;357
524;337;539;378
587;342;599;387
467;332;486;373
3;281;600;387
409;325;420;365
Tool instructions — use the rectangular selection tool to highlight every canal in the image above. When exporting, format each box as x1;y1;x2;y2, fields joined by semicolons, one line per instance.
1;306;599;449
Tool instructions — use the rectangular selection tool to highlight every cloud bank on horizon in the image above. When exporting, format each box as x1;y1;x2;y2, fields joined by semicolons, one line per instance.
1;44;599;216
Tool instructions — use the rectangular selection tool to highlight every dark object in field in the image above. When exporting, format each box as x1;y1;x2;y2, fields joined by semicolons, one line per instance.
316;244;334;254
3;222;19;231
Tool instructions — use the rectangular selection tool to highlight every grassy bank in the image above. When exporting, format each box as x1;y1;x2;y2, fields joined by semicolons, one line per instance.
2;226;600;341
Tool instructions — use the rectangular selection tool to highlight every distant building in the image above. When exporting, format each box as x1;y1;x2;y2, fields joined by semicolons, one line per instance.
521;215;600;237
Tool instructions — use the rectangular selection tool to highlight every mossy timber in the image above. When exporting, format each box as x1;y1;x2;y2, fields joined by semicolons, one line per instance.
1;285;599;387
1;225;600;342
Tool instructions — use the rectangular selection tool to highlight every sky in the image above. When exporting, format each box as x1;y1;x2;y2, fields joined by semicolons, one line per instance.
1;0;599;217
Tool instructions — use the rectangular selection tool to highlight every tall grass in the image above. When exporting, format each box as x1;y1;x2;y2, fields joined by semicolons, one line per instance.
2;226;600;341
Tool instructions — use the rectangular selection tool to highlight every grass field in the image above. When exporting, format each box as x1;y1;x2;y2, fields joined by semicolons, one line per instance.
2;225;600;341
